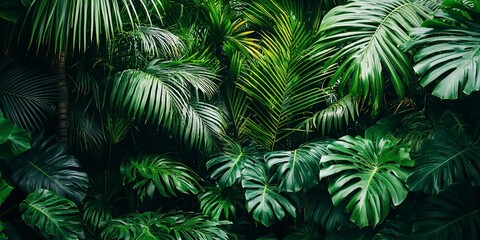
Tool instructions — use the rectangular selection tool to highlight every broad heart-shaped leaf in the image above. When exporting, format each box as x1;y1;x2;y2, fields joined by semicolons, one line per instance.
316;0;432;112
207;140;262;187
241;158;296;227
20;189;84;240
266;140;331;192
11;135;88;203
320;135;413;227
121;155;200;200
412;184;480;240
406;129;480;194
402;2;480;99
0;110;30;160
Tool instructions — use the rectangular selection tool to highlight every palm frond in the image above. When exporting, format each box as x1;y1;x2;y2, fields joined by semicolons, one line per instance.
83;198;114;231
121;155;201;200
20;189;84;240
316;0;432;112
67;100;105;154
11;134;89;203
198;185;244;221
402;0;480;99
0;62;57;130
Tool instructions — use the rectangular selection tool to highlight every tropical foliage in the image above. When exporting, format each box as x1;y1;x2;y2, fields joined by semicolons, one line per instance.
0;0;479;239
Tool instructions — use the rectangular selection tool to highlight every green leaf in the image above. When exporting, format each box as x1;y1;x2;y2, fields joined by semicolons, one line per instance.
83;198;114;231
20;189;84;240
412;184;480;240
121;155;201;199
11;135;89;203
320;134;413;227
402;1;480;99
266;140;331;192
406;129;480;194
206;140;261;187
316;0;432;112
0;178;13;207
198;185;244;221
242;158;296;227
0;110;30;159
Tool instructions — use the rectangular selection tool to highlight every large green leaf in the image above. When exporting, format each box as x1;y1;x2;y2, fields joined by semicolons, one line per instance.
316;0;432;112
412;184;480;240
406;129;480;194
239;1;334;150
0;178;13;207
0;110;30;159
266;140;331;192
101;211;231;240
241;158;296;227
320;134;413;227
121;155;201;199
0;61;57;130
20;189;84;240
206;140;261;187
402;0;480;99
198;185;244;221
11;135;89;203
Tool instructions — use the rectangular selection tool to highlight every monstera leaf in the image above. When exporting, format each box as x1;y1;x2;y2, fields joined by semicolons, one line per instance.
0;110;30;159
316;0;433;112
20;189;84;240
207;140;262;187
412;184;480;240
406;129;480;194
0;178;13;207
121;155;201;199
402;0;480;99
11;135;89;203
241;158;296;227
320;134;413;227
266;140;331;192
198;185;244;221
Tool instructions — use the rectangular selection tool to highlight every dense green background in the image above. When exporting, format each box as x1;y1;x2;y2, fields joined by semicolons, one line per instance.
0;0;479;239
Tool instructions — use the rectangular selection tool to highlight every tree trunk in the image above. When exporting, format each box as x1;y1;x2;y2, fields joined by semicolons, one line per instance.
57;51;68;144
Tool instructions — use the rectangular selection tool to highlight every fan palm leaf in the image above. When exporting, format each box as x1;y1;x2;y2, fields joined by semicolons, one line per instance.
11;134;89;203
0;61;57;130
402;0;480;99
320;134;414;227
316;0;434;112
20;189;84;240
406;129;480;194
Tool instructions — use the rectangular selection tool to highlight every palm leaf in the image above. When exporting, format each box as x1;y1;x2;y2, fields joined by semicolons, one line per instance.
20;189;84;240
206;139;261;187
67;100;105;153
239;7;334;150
83;198;114;231
0;110;30;159
121;155;201;200
406;129;480;194
241;158;296;227
0;62;57;130
412;184;480;240
23;0;165;54
266;140;331;192
316;0;433;112
198;185;244;221
402;0;480;99
11;134;89;203
320;134;414;227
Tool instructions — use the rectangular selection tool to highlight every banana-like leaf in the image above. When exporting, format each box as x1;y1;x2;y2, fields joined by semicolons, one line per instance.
266;140;331;192
320;135;414;227
241;158;296;227
11;135;88;203
406;129;480;194
402;0;480;99
0;110;30;159
316;0;432;112
198;185;244;221
101;211;231;240
412;184;480;240
239;5;334;150
20;189;84;240
0;62;57;130
206;140;261;187
121;155;201;199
